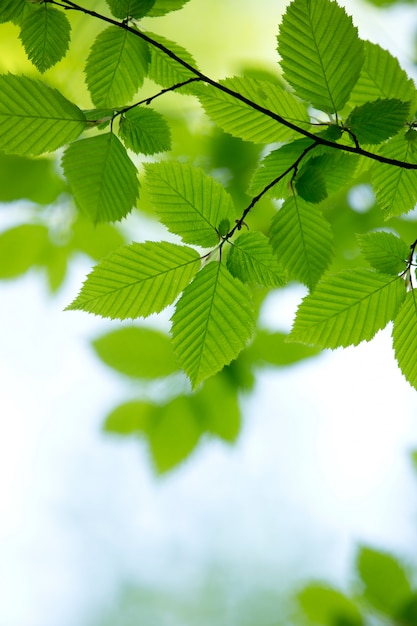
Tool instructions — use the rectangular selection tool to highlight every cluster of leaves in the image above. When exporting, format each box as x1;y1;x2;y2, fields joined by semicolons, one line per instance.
3;0;417;468
296;543;417;626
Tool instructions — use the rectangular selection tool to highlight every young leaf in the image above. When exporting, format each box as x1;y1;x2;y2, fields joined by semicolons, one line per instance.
348;42;417;109
0;0;25;23
372;131;417;218
171;262;255;388
144;161;235;247
62;133;139;223
247;330;321;367
92;326;179;378
146;32;197;88
345;99;410;145
393;290;417;391
119;106;171;155
147;0;190;16
248;139;314;198
193;375;240;442
269;196;333;289
290;269;406;348
294;157;328;204
357;231;409;275
226;232;287;287
85;26;150;107
106;0;155;19
67;241;200;319
277;0;364;112
19;3;71;73
0;74;86;156
196;77;310;144
356;547;413;616
104;400;153;434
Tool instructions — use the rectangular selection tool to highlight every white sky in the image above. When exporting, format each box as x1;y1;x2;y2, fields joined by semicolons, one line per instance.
2;1;417;625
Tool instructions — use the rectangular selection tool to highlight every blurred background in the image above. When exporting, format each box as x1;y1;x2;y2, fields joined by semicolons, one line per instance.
2;0;417;624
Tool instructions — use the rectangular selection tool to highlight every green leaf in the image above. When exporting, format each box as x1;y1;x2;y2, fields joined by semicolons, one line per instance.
0;224;48;278
348;42;417;109
19;4;71;73
92;326;179;378
70;216;126;260
0;153;65;204
119;106;171;155
106;0;155;19
357;231;409;275
62;133;139;223
104;400;152;434
346;99;410;145
193;375;240;442
277;0;364;113
147;395;201;472
147;0;190;16
144;161;235;247
67;241;200;319
247;330;321;366
356;547;413;616
85;26;150;107
298;584;364;626
294;151;359;203
290;269;406;348
226;232;287;287
269;196;333;289
171;262;255;388
146;32;197;88
393;290;417;391
372;131;417;218
0;74;86;156
0;0;25;24
196;76;310;144
248;139;314;198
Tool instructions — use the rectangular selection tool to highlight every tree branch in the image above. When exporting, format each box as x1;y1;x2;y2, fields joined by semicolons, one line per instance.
48;0;417;171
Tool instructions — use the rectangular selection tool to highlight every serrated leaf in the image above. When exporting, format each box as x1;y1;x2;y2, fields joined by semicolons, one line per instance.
349;42;417;109
92;326;179;378
146;32;197;88
197;77;310;144
0;74;86;156
144;161;235;247
294;151;359;203
119;106;171;155
356;547;413;616
147;0;190;16
0;0;25;23
393;290;417;391
19;4;71;73
357;231;409;275
106;0;155;19
62;133;139;223
67;241;200;319
298;585;364;626
85;26;149;107
277;0;364;112
269;196;333;289
248;139;314;198
346;99;410;145
294;158;328;204
290;269;406;348
171;262;255;388
372;131;417;218
226;232;287;287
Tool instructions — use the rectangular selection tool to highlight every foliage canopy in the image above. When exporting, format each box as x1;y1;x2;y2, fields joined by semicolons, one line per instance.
2;0;417;471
